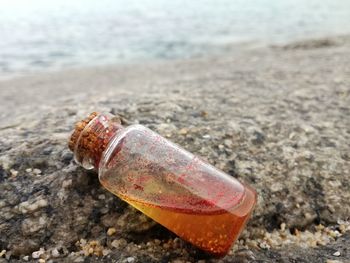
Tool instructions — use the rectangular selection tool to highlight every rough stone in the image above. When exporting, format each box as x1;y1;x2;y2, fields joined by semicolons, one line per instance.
0;36;350;262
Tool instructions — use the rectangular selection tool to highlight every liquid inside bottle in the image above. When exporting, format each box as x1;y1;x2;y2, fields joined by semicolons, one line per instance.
69;112;257;256
108;185;256;256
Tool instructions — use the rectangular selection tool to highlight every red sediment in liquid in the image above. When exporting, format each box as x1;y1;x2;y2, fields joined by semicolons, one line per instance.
117;187;256;256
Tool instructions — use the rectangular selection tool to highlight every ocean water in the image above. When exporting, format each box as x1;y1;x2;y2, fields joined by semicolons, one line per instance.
1;0;350;77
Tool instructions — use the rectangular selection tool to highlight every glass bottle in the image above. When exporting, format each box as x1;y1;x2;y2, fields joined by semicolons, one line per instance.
68;112;256;256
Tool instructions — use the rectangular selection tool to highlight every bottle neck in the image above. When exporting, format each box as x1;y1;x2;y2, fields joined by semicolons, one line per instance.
69;112;124;170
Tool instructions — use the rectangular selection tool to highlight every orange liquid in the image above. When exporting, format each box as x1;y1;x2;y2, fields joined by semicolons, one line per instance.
118;187;256;256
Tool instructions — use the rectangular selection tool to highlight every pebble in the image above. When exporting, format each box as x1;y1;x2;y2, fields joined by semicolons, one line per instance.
280;223;286;231
33;168;42;175
111;239;127;249
259;241;270;250
332;251;341;257
22;256;29;261
107;227;116;236
126;257;135;262
179;128;188;135
32;248;45;258
98;194;106;200
51;248;60;258
18;198;48;214
10;169;18;177
0;250;6;257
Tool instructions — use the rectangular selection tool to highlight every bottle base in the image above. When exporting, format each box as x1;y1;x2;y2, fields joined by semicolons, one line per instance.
119;185;257;256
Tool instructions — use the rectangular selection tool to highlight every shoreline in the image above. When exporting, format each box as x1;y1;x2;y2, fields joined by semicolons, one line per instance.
1;34;349;107
1;33;350;81
1;31;350;81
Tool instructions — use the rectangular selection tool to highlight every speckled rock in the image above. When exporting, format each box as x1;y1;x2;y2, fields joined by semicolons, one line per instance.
0;36;350;262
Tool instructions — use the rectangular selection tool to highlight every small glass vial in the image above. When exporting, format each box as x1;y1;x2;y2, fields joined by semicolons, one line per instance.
69;112;256;256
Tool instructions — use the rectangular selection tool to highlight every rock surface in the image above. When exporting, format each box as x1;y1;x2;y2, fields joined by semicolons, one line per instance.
0;36;350;262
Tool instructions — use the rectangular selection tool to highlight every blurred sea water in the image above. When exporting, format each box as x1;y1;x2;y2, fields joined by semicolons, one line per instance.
1;0;350;77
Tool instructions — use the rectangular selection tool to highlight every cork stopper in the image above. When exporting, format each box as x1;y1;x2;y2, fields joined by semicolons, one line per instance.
69;112;123;169
68;112;99;152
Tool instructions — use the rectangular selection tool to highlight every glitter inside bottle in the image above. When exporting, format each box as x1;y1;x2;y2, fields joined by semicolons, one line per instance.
69;112;257;256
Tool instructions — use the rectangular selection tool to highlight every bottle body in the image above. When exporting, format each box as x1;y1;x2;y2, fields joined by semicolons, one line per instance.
99;124;256;256
69;113;256;256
